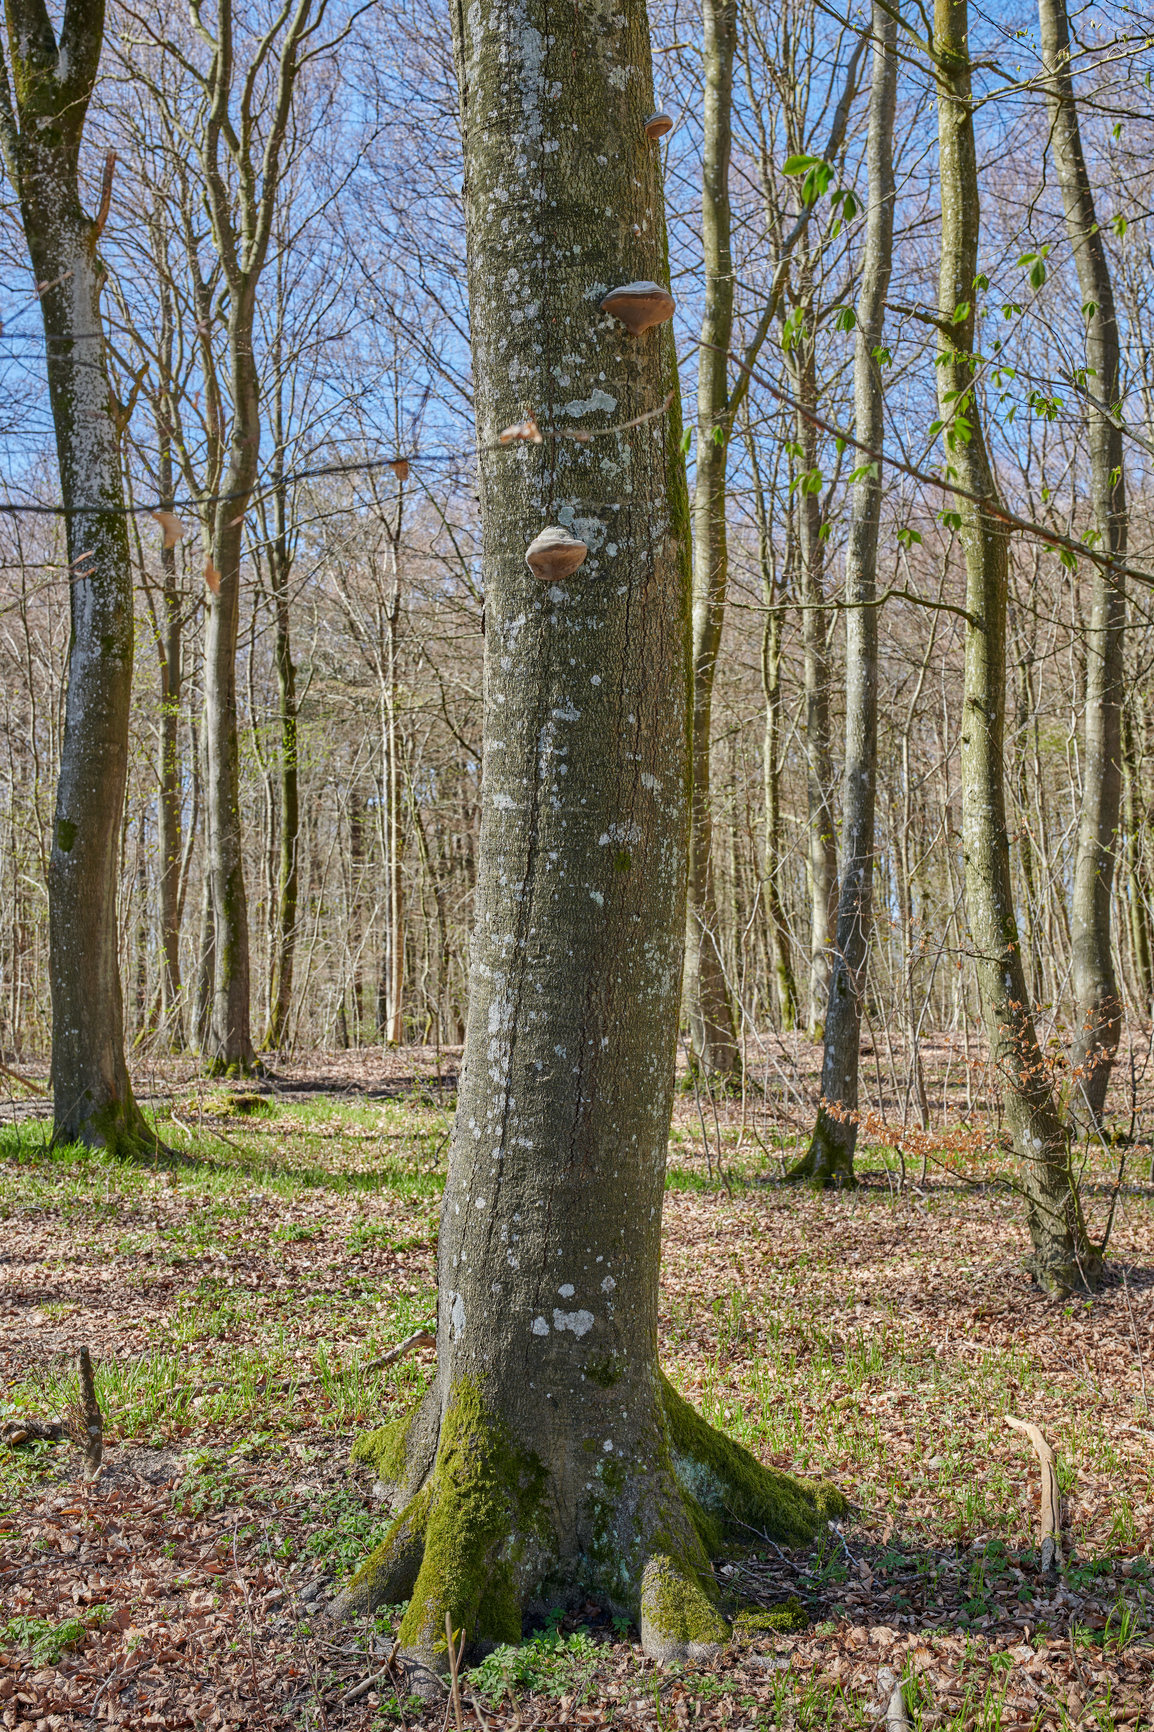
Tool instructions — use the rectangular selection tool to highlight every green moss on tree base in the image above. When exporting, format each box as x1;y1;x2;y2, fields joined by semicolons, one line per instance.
394;1379;549;1670
640;1553;729;1662
350;1405;419;1490
335;1479;433;1617
662;1374;845;1545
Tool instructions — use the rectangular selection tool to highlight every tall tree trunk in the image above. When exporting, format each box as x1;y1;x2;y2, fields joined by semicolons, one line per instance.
202;306;257;1072
156;425;185;1048
747;434;798;1030
935;0;1099;1293
1039;0;1127;1125
383;574;404;1046
332;0;842;1674
792;334;837;1038
264;458;299;1050
0;0;153;1152
797;0;895;1183
686;0;740;1077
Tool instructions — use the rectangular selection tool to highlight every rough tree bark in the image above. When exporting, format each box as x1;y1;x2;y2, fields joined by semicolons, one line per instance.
685;0;741;1078
331;0;841;1677
935;0;1100;1294
0;0;154;1150
1039;0;1127;1126
795;0;895;1184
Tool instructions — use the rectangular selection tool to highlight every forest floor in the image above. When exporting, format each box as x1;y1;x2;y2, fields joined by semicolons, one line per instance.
0;1046;1151;1732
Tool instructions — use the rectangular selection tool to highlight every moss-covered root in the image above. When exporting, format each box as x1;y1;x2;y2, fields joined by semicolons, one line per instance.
784;1118;857;1188
328;1482;431;1622
661;1375;846;1547
640;1554;729;1664
336;1380;549;1696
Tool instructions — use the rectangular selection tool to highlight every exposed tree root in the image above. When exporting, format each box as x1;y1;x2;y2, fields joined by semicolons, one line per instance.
332;1373;844;1694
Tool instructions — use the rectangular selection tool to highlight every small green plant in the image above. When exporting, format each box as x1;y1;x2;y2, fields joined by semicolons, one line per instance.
472;1625;600;1702
1;1613;93;1665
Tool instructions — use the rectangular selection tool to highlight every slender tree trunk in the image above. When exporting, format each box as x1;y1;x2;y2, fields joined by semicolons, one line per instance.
1121;697;1153;1014
194;873;214;1051
333;0;842;1674
264;468;299;1051
748;436;798;1030
792;335;837;1038
935;0;1099;1293
1039;0;1127;1124
686;0;740;1077
348;786;366;1040
202;304;257;1072
155;429;185;1047
0;0;153;1151
798;0;895;1183
381;559;405;1046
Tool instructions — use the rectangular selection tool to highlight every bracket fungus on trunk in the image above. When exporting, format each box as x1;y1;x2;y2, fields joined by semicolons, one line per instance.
600;281;676;336
644;110;674;140
525;526;589;582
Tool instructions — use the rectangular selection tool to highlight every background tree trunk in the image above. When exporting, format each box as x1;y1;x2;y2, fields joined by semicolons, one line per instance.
935;0;1099;1294
792;333;838;1040
797;0;895;1183
686;0;740;1078
264;347;300;1051
332;0;840;1675
155;420;185;1048
1039;0;1127;1126
0;0;153;1151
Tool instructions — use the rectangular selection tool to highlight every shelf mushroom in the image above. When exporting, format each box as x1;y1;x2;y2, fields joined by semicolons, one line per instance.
600;280;676;336
525;526;588;582
644;110;674;140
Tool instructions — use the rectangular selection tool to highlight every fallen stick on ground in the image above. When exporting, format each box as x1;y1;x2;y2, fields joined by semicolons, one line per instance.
0;1061;46;1095
363;1329;436;1373
1006;1414;1063;1570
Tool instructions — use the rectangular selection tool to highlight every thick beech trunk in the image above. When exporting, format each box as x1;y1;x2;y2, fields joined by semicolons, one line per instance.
1;0;153;1151
1039;0;1126;1125
685;0;740;1077
797;0;895;1184
332;0;841;1678
935;0;1099;1294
